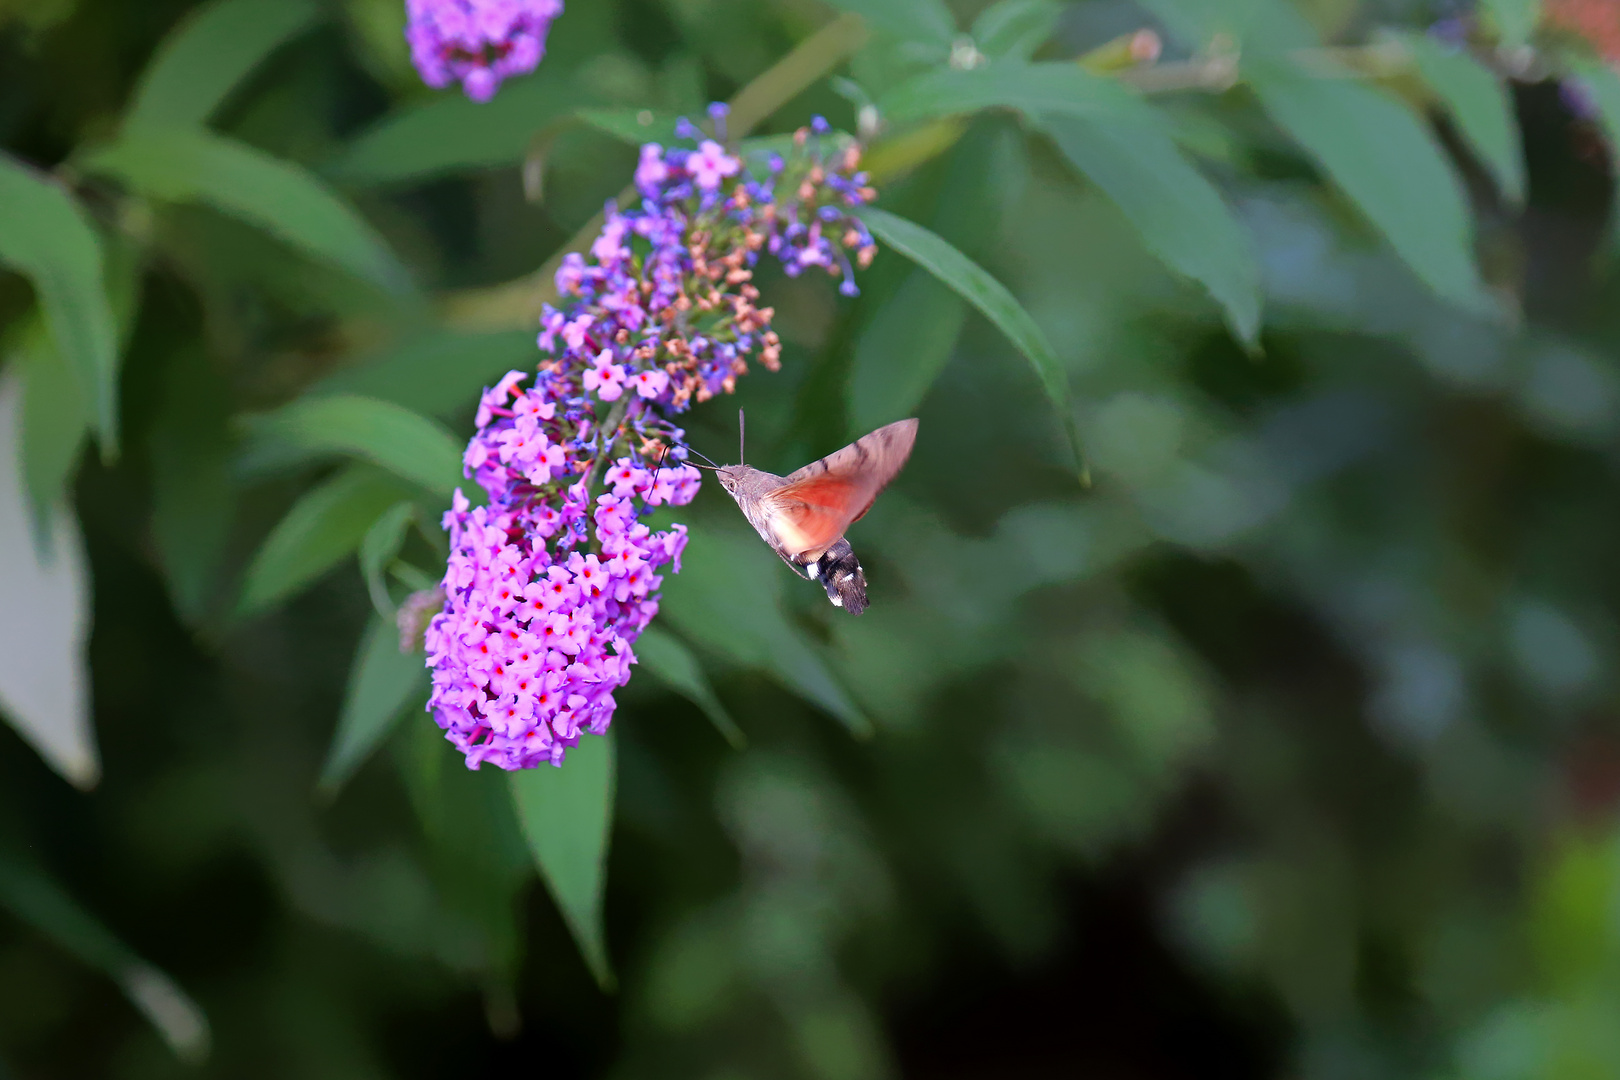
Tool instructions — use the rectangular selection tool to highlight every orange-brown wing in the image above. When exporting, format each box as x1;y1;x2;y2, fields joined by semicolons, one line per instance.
759;418;917;559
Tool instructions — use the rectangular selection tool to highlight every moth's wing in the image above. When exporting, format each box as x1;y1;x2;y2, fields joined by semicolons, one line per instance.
761;418;917;559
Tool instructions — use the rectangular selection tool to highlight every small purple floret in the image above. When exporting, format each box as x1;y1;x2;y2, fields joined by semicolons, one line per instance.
405;0;563;102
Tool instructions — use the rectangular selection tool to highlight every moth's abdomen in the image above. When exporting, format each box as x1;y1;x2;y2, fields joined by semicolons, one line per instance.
806;538;867;615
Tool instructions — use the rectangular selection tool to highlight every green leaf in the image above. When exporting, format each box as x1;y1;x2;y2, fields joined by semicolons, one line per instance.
1134;0;1315;53
84;127;409;294
634;625;746;749
150;347;236;627
320;613;430;797
576;108;683;146
0;849;209;1061
9;320;89;552
509;732;616;990
125;0;321;130
859;206;1085;479
1038;112;1262;345
237;464;415;617
1246;58;1491;313
316;328;538;420
971;0;1061;60
359;501;417;617
327;70;587;185
823;0;956;50
1481;0;1541;48
1398;31;1526;205
879;62;1133;128
238;394;464;498
0;154;120;456
0;370;97;789
849;270;966;434
658;522;872;738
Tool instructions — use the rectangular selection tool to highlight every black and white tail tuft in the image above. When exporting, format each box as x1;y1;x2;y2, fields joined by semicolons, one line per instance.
811;539;867;615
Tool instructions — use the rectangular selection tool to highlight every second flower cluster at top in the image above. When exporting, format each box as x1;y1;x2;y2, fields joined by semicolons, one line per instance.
424;112;877;770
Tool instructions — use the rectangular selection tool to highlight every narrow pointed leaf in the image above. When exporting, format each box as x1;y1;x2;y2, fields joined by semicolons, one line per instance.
634;626;745;749
84;127;409;294
0;850;209;1061
238;394;464;497
0;370;97;789
509;733;616;990
658;523;872;737
125;0;321;130
320;613;430;796
1247;58;1491;313
0;154;120;455
237;464;415;617
849;271;966;434
359;501;416;617
1399;31;1525;205
1038;112;1261;345
859;206;1084;478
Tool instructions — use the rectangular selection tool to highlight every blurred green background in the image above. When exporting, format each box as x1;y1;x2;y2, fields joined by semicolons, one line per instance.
6;0;1620;1077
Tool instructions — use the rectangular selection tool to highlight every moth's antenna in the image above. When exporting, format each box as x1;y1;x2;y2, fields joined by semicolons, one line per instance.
651;442;670;489
739;409;746;466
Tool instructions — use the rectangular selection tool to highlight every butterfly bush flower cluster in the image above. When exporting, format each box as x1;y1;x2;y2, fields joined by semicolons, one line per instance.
405;0;562;102
424;112;877;770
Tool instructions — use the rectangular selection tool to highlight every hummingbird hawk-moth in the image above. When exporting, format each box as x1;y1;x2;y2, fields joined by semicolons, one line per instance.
700;415;918;615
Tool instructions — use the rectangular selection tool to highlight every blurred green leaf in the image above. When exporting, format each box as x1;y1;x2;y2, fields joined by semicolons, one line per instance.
971;0;1061;60
316;328;537;420
823;0;955;50
577;108;683;146
848;270;966;434
879;62;1131;128
124;0;321;130
150;347;236;627
1247;58;1491;313
0;153;120;456
238;394;464;498
1398;31;1525;206
1039;112;1262;345
1136;0;1315;52
0;849;209;1061
658;522;872;738
859;206;1084;479
359;501;416;617
509;732;616;990
11;320;88;552
0;369;97;790
634;625;746;749
1481;0;1541;48
237;463;415;617
327;70;587;185
84;127;410;294
320;613;430;797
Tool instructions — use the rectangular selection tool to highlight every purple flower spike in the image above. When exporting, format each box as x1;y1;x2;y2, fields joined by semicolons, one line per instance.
406;0;563;102
424;111;878;770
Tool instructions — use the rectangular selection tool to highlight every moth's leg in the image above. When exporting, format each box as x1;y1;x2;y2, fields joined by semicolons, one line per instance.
776;550;811;579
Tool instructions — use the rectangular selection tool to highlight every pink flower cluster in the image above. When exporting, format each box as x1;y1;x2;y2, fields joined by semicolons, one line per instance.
405;0;562;102
424;114;874;769
426;371;701;770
